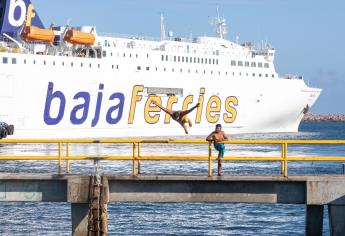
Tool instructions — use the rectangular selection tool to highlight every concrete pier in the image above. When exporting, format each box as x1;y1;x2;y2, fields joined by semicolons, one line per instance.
1;174;345;235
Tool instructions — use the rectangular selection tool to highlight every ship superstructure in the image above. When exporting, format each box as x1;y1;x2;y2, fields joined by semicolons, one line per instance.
0;0;321;138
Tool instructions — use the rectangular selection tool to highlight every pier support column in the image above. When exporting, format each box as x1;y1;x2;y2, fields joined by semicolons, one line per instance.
305;205;323;236
71;203;89;236
328;204;345;236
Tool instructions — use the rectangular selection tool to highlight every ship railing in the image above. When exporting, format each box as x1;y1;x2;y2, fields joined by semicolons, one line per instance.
99;32;161;42
1;139;345;177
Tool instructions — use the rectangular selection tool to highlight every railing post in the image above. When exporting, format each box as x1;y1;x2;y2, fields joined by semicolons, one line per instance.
137;143;141;175
281;143;285;176
133;143;137;177
66;143;70;174
284;142;288;177
58;142;62;176
208;142;212;177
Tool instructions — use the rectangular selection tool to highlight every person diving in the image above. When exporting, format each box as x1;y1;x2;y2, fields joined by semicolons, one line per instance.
153;101;200;134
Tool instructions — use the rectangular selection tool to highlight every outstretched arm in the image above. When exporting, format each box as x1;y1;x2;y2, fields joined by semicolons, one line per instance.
206;132;215;141
153;101;174;116
180;103;200;117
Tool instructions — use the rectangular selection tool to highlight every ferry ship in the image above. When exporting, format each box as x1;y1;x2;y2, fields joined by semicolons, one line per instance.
0;0;321;139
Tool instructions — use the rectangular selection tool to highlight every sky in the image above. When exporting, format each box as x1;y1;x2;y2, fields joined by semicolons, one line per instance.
33;0;345;114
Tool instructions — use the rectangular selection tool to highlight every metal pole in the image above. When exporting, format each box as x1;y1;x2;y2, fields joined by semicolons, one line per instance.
281;143;285;176
133;143;137;177
137;143;141;175
208;142;212;177
66;143;70;174
284;143;288;177
58;142;62;176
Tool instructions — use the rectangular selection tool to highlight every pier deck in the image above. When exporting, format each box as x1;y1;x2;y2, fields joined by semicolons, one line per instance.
1;174;345;235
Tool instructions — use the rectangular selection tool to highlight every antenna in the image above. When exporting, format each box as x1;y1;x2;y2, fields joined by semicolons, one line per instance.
210;6;228;39
160;14;166;41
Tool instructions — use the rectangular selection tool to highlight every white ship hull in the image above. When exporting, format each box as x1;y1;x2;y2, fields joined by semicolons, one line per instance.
0;0;321;139
0;52;321;139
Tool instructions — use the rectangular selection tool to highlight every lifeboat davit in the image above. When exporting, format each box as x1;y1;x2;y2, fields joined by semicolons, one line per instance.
22;26;55;43
64;30;95;45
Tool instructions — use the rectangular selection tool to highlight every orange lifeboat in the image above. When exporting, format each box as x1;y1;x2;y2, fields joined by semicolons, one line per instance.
64;30;95;45
22;26;55;43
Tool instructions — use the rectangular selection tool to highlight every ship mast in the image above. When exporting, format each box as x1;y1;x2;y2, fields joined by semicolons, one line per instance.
210;7;228;39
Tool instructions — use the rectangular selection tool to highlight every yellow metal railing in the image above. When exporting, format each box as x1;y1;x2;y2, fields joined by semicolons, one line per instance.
1;139;345;177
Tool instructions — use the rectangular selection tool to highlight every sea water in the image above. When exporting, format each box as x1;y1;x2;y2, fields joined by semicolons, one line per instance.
1;122;345;235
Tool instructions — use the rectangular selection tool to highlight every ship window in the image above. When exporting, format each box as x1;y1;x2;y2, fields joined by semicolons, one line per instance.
129;54;132;58
112;65;114;69
245;61;250;67
190;57;192;63
272;74;275;78
213;59;215;64
259;74;262;77
209;59;212;64
178;56;180;62
216;59;219;65
174;56;176;62
110;52;113;57
53;61;56;66
203;70;206;74
136;54;138;58
98;64;100;68
172;68;174;72
147;54;149;58
239;72;242;76
211;71;213;75
89;63;92;68
182;57;184;63
251;62;256;67
188;69;190;73
155;67;158;71
264;63;269;68
180;69;183;73
166;55;168;61
81;63;83;67
231;60;236;66
146;67;150;71
62;62;64;66
232;72;235;76
265;74;268;77
194;58;196;63
103;51;106;57
116;65;119;69
218;71;220;75
123;53;125;57
164;68;166;72
137;66;141;70
197;58;200;63
43;60;46;65
24;59;27;64
252;73;255;77
196;70;198;74
71;62;74;67
225;72;228;75
33;60;36;65
205;58;207;64
201;58;204;64
186;57;189;63
238;61;243;66
258;62;263;68
12;58;17;64
161;55;164;61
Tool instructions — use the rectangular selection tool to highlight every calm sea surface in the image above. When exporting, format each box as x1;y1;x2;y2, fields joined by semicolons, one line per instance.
1;122;345;235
